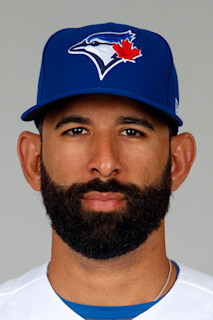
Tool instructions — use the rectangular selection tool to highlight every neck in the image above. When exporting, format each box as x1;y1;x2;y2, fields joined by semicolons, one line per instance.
48;222;176;306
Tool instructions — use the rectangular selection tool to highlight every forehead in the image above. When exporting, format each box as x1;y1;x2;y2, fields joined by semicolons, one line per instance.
43;94;168;127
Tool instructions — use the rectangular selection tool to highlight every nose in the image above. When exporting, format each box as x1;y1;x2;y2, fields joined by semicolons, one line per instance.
87;135;122;178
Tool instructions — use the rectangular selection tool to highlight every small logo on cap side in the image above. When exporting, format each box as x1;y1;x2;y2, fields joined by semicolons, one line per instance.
68;30;142;80
175;98;179;115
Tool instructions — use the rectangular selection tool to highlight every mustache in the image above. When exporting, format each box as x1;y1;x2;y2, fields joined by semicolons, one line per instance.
40;160;146;201
57;178;141;196
52;177;167;202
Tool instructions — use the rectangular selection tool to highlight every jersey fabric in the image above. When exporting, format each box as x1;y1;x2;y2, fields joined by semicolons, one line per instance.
0;262;212;320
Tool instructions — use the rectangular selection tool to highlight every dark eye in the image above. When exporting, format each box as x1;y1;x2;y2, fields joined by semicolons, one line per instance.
91;41;99;46
65;127;88;136
120;128;145;137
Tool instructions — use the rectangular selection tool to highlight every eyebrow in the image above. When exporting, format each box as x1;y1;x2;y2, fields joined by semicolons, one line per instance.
55;115;155;131
55;116;91;129
116;116;155;131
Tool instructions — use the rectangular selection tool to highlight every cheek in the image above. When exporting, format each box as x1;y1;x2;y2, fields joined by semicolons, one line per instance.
123;142;169;185
41;142;88;186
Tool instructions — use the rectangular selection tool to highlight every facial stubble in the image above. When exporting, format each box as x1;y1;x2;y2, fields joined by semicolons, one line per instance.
40;156;171;260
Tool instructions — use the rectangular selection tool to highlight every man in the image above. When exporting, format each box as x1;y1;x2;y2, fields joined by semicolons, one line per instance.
0;22;212;319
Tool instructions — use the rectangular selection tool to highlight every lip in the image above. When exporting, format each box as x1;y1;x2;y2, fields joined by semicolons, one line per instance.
83;192;125;201
82;192;126;211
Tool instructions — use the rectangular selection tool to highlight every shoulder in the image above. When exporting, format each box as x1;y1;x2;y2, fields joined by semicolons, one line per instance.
0;263;48;296
177;262;213;295
164;262;213;318
0;263;48;319
142;263;213;319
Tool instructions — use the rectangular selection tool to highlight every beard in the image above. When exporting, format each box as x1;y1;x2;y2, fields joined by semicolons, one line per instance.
40;156;171;260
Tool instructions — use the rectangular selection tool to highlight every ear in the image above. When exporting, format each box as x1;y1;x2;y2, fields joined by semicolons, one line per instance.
170;132;196;191
17;131;41;191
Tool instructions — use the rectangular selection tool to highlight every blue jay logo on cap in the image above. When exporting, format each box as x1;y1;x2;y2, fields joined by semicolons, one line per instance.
68;30;142;80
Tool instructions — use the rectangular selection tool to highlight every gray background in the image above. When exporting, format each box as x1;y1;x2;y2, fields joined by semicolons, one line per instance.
0;0;212;283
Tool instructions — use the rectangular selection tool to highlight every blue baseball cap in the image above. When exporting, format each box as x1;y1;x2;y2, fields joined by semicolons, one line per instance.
21;22;183;130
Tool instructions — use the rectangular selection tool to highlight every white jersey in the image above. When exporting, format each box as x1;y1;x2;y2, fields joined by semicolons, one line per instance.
0;262;212;319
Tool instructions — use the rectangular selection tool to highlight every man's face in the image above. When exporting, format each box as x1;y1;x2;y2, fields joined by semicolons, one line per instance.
40;94;172;259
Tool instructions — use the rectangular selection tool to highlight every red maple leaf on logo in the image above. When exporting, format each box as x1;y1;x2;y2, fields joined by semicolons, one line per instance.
113;39;141;61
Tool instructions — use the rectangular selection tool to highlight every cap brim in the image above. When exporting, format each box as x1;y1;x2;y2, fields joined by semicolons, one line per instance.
21;88;183;129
